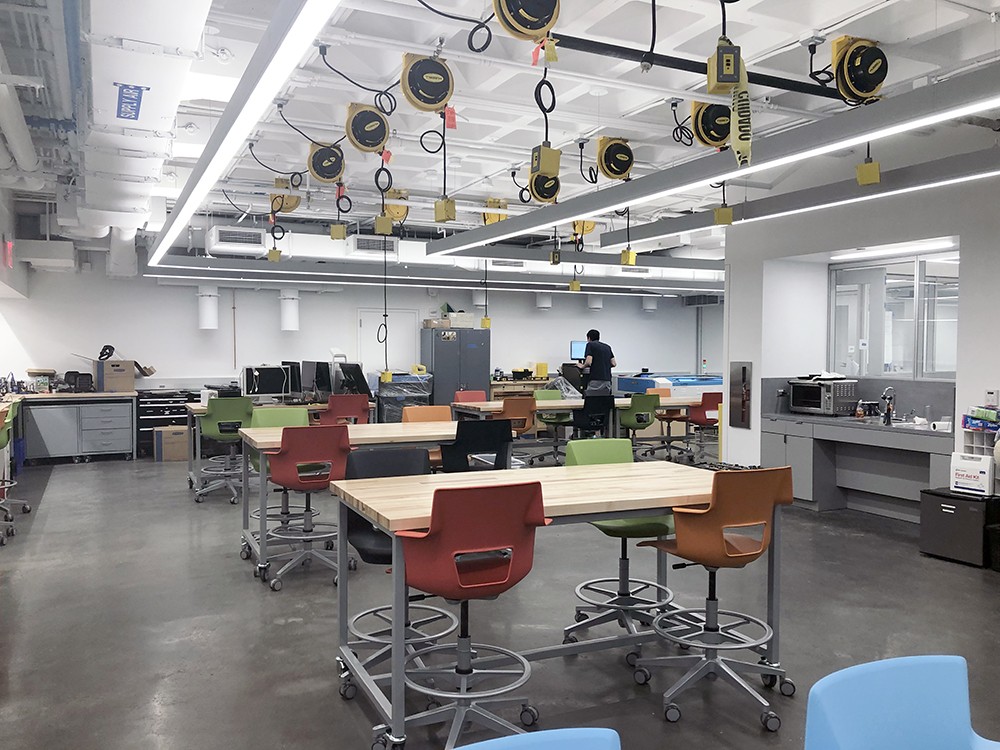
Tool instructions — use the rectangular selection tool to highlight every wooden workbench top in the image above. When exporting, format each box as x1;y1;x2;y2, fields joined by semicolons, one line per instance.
13;391;138;400
186;401;333;415
331;461;715;532
239;421;464;451
453;396;701;413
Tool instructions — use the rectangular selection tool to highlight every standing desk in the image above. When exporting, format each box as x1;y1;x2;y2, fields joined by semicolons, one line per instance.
331;462;787;747
237;421;469;581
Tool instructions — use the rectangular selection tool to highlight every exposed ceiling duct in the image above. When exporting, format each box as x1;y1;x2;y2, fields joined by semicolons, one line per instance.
0;39;41;174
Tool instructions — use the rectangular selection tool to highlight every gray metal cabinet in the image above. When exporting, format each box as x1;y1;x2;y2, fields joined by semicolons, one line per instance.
760;430;787;469
23;398;136;461
786;436;815;503
421;328;491;405
24;405;81;458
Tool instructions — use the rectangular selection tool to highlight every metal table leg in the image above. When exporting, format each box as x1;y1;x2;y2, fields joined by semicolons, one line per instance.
389;532;407;745
257;451;269;581
241;446;250;548
194;414;204;488
338;501;350;643
766;505;782;665
187;411;196;489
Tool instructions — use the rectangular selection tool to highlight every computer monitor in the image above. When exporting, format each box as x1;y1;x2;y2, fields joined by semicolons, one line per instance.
570;340;588;360
338;362;372;398
281;361;302;395
301;360;333;397
243;365;291;399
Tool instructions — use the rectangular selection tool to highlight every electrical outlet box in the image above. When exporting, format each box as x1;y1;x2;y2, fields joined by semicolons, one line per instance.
707;43;742;93
530;144;562;175
620;248;637;266
481;316;491;330
986;390;999;408
714;206;734;225
267;248;282;263
434;198;456;222
330;223;347;240
776;389;788;398
856;160;881;186
550;249;561;265
569;279;582;292
374;214;394;235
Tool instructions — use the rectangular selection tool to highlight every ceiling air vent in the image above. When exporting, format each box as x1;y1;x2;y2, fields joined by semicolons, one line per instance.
347;234;399;259
206;225;267;258
620;267;650;275
682;294;723;307
491;260;525;268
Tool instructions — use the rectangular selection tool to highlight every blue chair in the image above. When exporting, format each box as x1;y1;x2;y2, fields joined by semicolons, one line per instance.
805;656;1000;750
461;728;621;750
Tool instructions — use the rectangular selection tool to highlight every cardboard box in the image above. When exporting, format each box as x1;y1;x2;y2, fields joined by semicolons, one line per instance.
951;452;995;497
447;312;476;328
422;318;451;329
154;426;189;462
94;360;135;393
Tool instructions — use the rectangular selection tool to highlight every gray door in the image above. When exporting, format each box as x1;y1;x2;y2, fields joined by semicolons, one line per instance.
458;330;491;396
430;330;462;405
25;405;80;458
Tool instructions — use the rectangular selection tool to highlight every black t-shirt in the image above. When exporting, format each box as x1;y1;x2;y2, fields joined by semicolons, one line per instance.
585;340;614;382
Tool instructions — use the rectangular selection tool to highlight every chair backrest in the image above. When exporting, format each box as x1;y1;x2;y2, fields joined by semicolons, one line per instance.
619;393;659;431
804;656;977;750
690;392;724;426
250;406;310;428
6;400;18;420
572;395;614;434
0;419;10;451
454;390;487;403
565;438;634;466
460;728;621;750
495;396;536;434
401;482;548;601
202;397;254;441
317;393;370;425
672;467;793;569
402;405;453;423
441;419;514;472
646;387;672;399
534;390;562;402
267;425;352;491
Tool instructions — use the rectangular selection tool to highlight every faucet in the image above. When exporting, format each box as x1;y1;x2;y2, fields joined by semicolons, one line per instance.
880;386;896;426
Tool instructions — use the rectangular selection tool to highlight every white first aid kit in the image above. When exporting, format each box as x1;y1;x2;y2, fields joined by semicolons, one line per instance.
950;452;995;497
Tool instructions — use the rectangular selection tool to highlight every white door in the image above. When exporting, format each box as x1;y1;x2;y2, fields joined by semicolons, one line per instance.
357;308;420;374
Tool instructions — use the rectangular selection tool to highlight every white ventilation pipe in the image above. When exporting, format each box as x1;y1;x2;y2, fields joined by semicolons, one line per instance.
197;286;220;330
0;137;13;170
0;42;40;173
472;289;487;308
108;227;138;277
588;295;604;310
536;292;552;310
0;173;45;191
642;297;658;313
280;289;300;332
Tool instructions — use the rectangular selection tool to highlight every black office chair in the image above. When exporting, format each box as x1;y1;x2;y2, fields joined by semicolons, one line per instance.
440;419;514;472
573;396;615;438
339;448;458;689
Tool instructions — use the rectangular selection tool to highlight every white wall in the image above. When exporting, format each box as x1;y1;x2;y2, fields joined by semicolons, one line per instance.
723;176;1000;465
761;260;829;377
0;191;28;299
0;256;705;385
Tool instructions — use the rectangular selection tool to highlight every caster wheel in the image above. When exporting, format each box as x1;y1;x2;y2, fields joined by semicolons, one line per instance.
519;705;539;727
348;558;358;571
257;566;269;582
338;682;358;700
188;478;195;489
706;672;718;682
761;711;781;732
562;635;578;645
779;678;796;697
426;700;441;711
195;497;204;504
664;703;681;723
239;546;252;561
325;541;335;551
633;667;651;686
371;739;387;750
761;674;777;689
0;535;6;546
230;496;239;505
333;575;339;587
625;650;641;667
3;513;11;522
528;460;535;466
574;611;589;623
21;504;30;514
678;643;691;650
269;578;282;591
6;527;14;537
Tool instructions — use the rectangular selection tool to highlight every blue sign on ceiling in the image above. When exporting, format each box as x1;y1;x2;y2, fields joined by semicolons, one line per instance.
114;82;150;121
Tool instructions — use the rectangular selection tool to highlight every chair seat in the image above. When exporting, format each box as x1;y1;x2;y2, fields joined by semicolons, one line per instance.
591;515;675;539
640;532;762;565
655;411;688;422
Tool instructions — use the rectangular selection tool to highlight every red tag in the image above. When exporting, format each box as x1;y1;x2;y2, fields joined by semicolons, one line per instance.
336;183;346;199
3;240;12;269
531;43;542;66
381;150;392;165
268;213;275;224
444;106;457;130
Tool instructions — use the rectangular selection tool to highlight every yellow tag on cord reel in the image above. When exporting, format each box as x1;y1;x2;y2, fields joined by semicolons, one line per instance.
692;102;731;149
307;143;345;184
493;0;560;41
483;198;508;226
401;53;455;112
345;102;389;154
597;137;634;181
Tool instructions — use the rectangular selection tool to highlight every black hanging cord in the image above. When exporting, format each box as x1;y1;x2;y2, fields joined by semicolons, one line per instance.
277;105;346;148
318;44;399;116
648;0;657;54
482;266;489;317
808;43;835;86
247;142;304;189
414;0;495;53
374;163;394;363
336;183;353;216
534;68;556;144
671;101;694;147
420;113;448;197
511;170;531;204
578;142;598;184
221;189;269;220
866;142;872;162
720;0;728;37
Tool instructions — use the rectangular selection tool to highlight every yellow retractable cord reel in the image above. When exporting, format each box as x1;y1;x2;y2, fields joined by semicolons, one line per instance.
833;36;888;105
528;67;561;204
493;0;560;41
243;140;307;262
407;51;459;222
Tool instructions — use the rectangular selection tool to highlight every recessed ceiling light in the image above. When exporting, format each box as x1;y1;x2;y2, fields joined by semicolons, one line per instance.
589;87;609;97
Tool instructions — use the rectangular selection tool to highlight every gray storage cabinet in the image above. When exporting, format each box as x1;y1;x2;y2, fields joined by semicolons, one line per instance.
23;398;136;461
919;488;999;567
421;328;491;405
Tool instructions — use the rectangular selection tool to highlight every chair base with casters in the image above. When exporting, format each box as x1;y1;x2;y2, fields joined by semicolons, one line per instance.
0;478;17;545
632;566;793;732
397;600;540;750
196;444;242;504
254;491;346;591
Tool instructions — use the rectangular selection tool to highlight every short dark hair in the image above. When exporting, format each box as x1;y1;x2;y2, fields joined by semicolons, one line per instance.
587;329;600;342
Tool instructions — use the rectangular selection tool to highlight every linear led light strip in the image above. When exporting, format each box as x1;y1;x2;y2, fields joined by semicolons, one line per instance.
148;0;343;267
425;60;1000;256
830;238;957;261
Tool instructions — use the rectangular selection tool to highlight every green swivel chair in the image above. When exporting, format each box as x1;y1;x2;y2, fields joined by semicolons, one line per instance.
531;389;572;465
618;393;660;457
0;403;26;543
197;397;254;504
561;439;675;664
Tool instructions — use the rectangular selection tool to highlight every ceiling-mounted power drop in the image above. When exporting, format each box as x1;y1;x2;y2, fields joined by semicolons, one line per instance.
597;137;634;181
307;143;345;184
401;53;455;112
483;198;508;225
691;102;731;148
384;188;410;222
529;143;561;203
493;0;560;41
345;102;390;153
832;36;888;104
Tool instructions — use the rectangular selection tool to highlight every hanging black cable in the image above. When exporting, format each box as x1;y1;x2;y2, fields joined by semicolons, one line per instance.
534;68;556;144
648;0;657;53
221;190;270;221
671;101;694;147
414;0;494;53
807;43;834;86
373;165;393;364
482;265;489;318
247;142;304;189
420;113;448;197
720;0;727;37
511;170;531;204
578;142;598;184
277;105;347;148
318;44;400;116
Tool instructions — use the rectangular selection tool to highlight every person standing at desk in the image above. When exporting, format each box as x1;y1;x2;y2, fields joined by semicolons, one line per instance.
579;329;616;397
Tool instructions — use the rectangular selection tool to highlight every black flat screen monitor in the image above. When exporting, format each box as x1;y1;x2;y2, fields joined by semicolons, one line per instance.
570;340;588;360
243;366;290;397
301;360;333;396
338;362;372;398
281;361;302;394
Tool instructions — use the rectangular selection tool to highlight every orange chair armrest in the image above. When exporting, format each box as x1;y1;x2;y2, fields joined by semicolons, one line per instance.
673;503;711;515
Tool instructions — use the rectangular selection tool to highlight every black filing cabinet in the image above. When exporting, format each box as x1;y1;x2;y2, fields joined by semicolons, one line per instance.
919;488;1000;567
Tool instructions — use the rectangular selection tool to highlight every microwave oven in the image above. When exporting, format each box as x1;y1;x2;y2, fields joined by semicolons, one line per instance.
788;379;858;416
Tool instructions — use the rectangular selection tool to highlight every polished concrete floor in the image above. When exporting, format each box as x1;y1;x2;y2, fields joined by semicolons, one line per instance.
1;459;999;750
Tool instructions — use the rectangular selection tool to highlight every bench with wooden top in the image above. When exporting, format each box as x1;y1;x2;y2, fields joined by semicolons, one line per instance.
452;396;702;417
238;421;464;452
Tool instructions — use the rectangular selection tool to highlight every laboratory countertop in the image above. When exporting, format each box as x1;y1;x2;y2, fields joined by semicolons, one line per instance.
3;391;138;401
762;412;953;438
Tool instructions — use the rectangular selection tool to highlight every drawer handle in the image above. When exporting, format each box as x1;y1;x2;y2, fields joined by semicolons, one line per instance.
940;504;956;511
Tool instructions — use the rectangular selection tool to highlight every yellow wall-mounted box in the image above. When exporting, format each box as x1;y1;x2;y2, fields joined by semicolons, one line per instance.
434;198;457;222
374;214;394;236
714;206;734;225
380;371;393;384
535;362;548;378
856;160;882;186
480;316;492;329
569;279;582;292
267;248;282;263
530;144;562;175
330;223;347;240
621;248;637;266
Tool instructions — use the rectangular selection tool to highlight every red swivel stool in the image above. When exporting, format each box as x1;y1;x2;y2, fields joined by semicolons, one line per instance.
314;393;370;425
399;482;550;750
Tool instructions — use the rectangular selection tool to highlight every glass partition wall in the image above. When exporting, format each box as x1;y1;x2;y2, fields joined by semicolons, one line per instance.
830;252;958;380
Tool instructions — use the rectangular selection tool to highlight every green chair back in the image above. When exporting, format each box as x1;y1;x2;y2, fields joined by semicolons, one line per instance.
202;397;254;442
6;400;19;421
618;393;659;432
565;438;634;466
0;420;10;452
535;389;572;426
249;407;310;472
